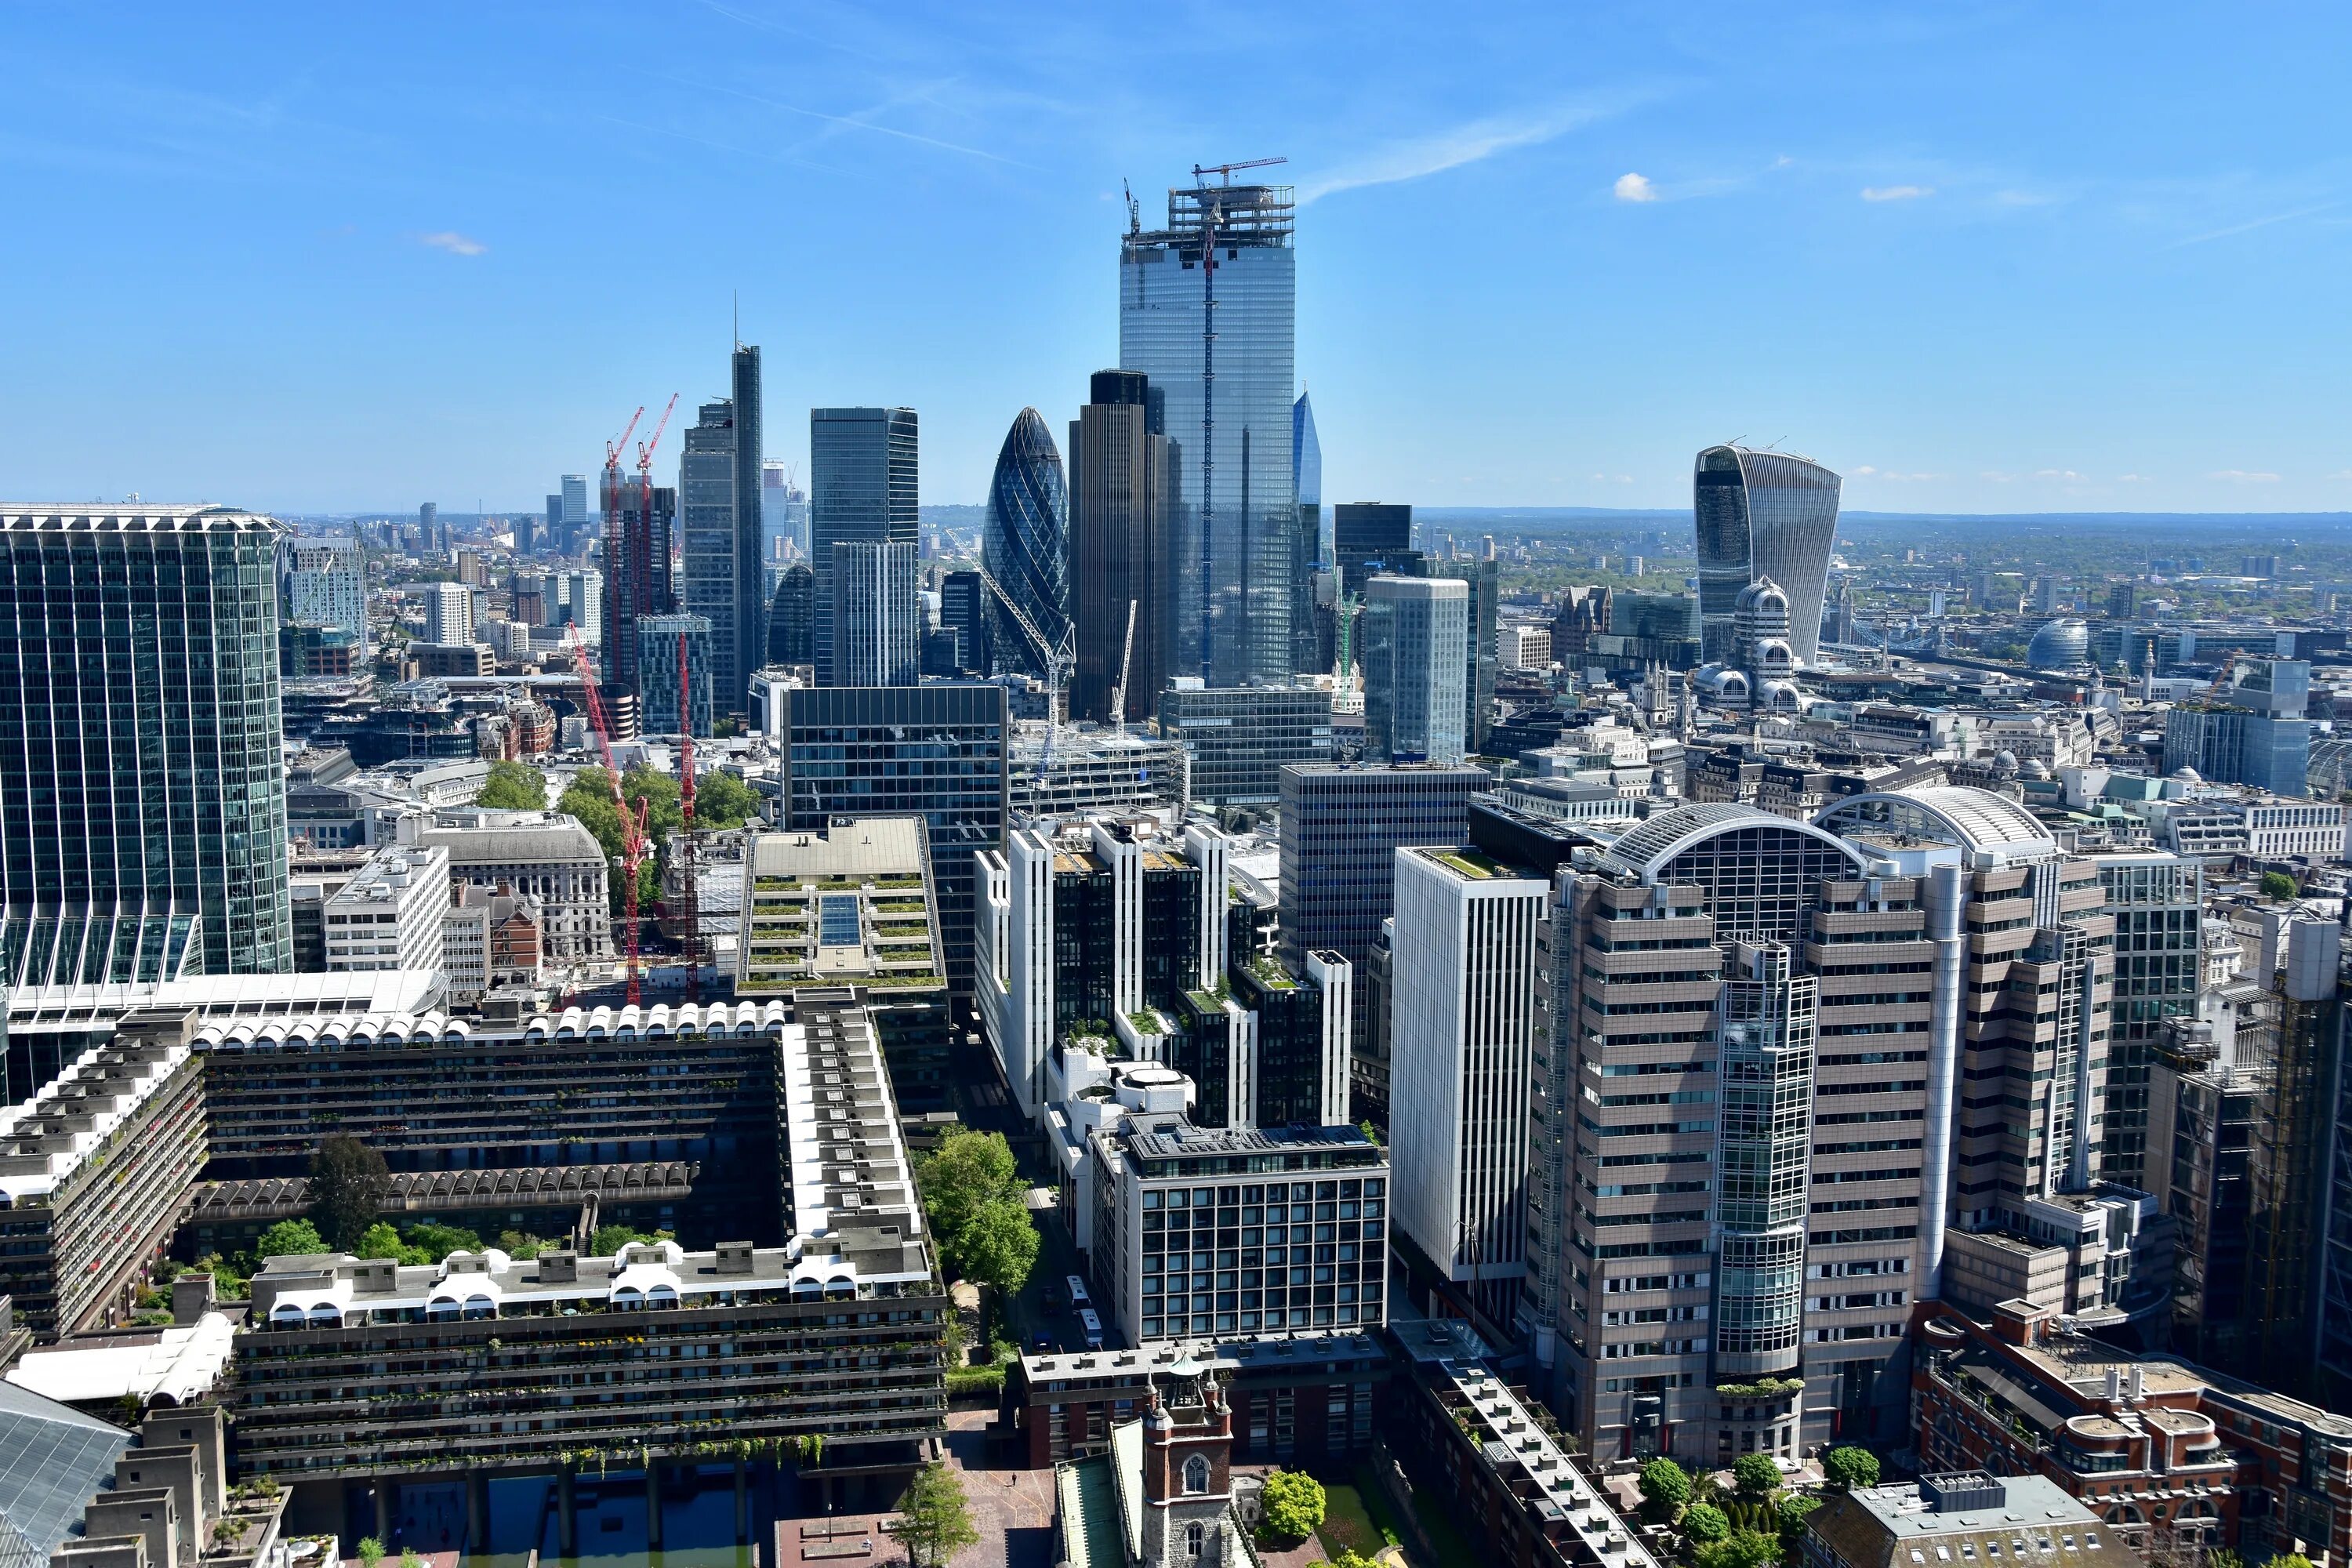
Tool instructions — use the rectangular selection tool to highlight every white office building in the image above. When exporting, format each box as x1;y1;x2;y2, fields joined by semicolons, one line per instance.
1386;844;1545;1327
421;809;610;962
321;843;448;975
421;580;472;645
1361;575;1468;764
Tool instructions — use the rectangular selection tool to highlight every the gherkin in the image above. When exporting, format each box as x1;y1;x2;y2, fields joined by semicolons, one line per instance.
983;407;1070;677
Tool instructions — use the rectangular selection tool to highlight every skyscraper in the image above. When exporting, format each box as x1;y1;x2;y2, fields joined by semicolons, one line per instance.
761;461;807;562
1333;502;1421;597
0;506;292;975
1293;390;1323;675
810;407;918;687
766;562;814;666
422;580;471;645
1693;445;1842;666
561;474;590;528
281;536;364;630
599;481;676;702
1361;575;1468;764
939;569;988;677
1436;557;1499;755
982;408;1070;678
1120;176;1298;686
1069;370;1174;723
831;539;920;687
635;613;713;737
677;347;764;712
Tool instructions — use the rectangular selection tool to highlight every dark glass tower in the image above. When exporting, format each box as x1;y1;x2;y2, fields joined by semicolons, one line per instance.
600;482;676;703
1693;445;1841;666
0;505;293;975
730;345;766;708
810;407;918;687
766;563;814;666
1069;371;1174;722
982;408;1070;678
677;346;766;712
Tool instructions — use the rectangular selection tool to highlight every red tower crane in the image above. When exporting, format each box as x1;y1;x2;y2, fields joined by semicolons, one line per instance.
597;405;644;669
634;394;680;612
569;644;653;1004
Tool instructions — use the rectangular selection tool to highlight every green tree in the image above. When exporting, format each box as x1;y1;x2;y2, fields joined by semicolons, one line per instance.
1331;1552;1380;1568
353;1223;412;1262
916;1131;1025;1242
1732;1453;1781;1500
887;1461;979;1568
475;760;547;811
2204;1552;2245;1568
309;1135;392;1250
1693;1530;1779;1568
593;1224;652;1254
2260;871;2299;902
1639;1457;1693;1523
1776;1496;1821;1560
949;1196;1040;1296
357;1538;384;1568
560;766;683;913
1259;1469;1327;1541
692;769;763;830
1682;1504;1730;1545
2263;1555;2315;1568
254;1219;328;1259
404;1221;486;1258
1822;1446;1881;1492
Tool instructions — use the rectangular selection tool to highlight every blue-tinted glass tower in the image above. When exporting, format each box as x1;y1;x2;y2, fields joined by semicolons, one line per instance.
1693;445;1841;666
982;408;1069;677
811;408;918;688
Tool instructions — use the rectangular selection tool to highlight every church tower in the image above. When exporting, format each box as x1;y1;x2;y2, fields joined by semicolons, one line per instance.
1138;1358;1236;1568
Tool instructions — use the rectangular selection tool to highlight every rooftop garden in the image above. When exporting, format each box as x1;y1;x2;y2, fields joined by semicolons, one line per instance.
1428;848;1507;880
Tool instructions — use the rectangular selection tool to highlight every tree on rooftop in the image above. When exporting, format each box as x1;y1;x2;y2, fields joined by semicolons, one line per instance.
309;1135;392;1250
2260;870;2299;902
254;1219;328;1260
1821;1446;1880;1492
1776;1495;1821;1561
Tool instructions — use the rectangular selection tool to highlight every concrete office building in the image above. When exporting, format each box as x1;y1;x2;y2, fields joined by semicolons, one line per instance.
420;811;610;963
0;506;293;975
320;843;448;975
1276;764;1484;1054
1361;575;1468;764
1693;445;1842;665
1157;684;1336;808
768;683;1007;1000
810;408;918;688
1086;1116;1389;1345
1070;370;1176;723
1121;176;1298;687
1386;846;1545;1334
830;539;920;688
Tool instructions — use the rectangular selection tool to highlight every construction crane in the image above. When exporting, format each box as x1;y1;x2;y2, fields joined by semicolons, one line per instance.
1107;600;1138;725
568;644;653;1004
1185;157;1287;683
1122;179;1141;236
676;628;702;1004
2201;648;2242;700
972;563;1076;762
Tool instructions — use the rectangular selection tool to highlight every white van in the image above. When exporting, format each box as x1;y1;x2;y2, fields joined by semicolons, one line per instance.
1079;1308;1104;1350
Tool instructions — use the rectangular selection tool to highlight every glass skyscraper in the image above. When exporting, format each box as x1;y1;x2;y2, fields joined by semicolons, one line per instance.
677;347;765;712
830;539;920;687
1120;178;1298;686
1360;575;1468;764
1693;445;1841;665
1069;371;1174;724
810;407;918;688
982;407;1069;678
1292;390;1323;676
0;506;292;975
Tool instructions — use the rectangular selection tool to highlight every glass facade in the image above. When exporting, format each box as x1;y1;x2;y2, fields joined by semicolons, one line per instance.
0;508;292;975
1121;182;1298;686
633;612;713;737
1693;445;1841;665
829;540;919;687
681;399;744;702
1360;575;1468;764
1711;942;1815;1378
983;407;1070;677
810;407;918;688
773;682;1006;997
1156;684;1336;807
765;562;813;666
2094;853;2202;1188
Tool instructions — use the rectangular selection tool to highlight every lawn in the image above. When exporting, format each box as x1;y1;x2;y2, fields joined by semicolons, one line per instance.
1316;1483;1388;1560
1314;1472;1479;1568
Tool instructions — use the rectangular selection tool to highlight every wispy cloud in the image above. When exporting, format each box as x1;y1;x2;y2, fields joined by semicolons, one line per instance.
2327;470;2352;482
2165;200;2342;249
1853;465;1947;481
417;230;485;257
1613;172;1657;204
1860;184;1933;202
1301;92;1652;204
662;72;1037;169
2117;474;2151;483
2210;469;2282;483
2034;469;2083;481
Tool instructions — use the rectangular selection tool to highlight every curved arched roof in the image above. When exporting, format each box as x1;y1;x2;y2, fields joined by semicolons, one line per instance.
1812;786;2056;864
1600;801;1868;880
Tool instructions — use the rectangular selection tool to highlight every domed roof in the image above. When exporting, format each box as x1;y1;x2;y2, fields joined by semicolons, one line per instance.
1736;576;1789;612
1993;749;2020;774
2172;765;2203;782
2024;759;2053;780
2026;617;2091;670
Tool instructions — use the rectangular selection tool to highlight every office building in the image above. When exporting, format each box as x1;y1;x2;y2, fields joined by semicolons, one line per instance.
1292;390;1323;675
1277;763;1483;1048
939;569;988;678
635;612;714;736
1360;575;1468;764
1436;557;1499;753
1087;1118;1389;1344
1333;503;1418;597
1121;175;1298;687
2091;850;2202;1189
419;810;609;963
1070;370;1176;722
679;348;764;709
1803;1476;2139;1568
2162;656;2313;795
320;842;448;975
985;407;1071;677
766;561;814;666
439;881;543;1002
599;479;677;702
0;506;293;975
769;683;1007;999
1693;444;1842;665
1157;683;1336;808
831;539;920;688
761;459;807;561
421;579;470;645
1387;846;1545;1333
735;818;952;1096
419;501;437;535
811;407;918;687
281;536;365;630
561;473;590;528
1008;723;1189;821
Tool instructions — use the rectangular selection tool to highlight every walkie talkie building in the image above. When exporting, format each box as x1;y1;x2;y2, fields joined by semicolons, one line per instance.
1693;445;1841;665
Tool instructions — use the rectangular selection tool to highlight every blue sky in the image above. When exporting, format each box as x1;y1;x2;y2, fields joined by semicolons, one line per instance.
5;2;2348;515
